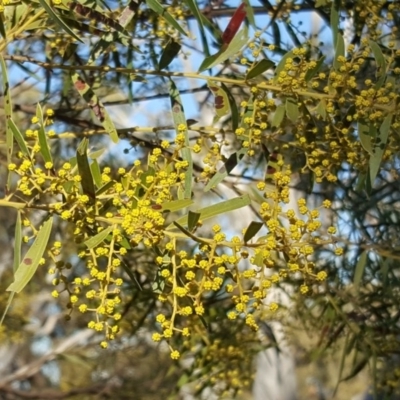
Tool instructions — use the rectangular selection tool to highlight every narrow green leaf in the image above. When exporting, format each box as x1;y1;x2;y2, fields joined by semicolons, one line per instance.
0;54;13;190
0;12;6;39
198;26;248;72
90;159;102;188
146;0;188;36
369;113;393;186
333;33;345;70
354;251;368;289
244;221;264;243
315;100;327;120
76;138;96;202
246;59;275;80
71;72;119;143
188;211;201;232
331;0;339;49
167;195;251;230
368;40;386;82
37;0;82;42
305;56;326;82
158;38;181;70
14;211;22;273
285;98;299;122
169;80;192;199
358;120;372;154
273;50;295;83
221;82;239;132
204;148;247;192
272;104;286;127
8;119;30;157
84;226;113;249
7;217;53;293
162;199;193;212
36;103;53;164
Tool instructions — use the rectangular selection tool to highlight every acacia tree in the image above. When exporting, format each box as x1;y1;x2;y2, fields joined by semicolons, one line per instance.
0;0;399;398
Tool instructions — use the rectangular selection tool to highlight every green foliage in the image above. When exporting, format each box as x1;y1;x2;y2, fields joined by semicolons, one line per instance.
0;0;400;398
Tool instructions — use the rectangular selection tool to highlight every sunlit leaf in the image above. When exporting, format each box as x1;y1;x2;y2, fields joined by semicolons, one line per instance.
204;148;247;192
71;72;119;143
76;138;96;202
7;217;53;293
272;104;286;127
207;80;230;122
167;195;251;230
305;56;326;82
84;226;113;249
333;33;345;70
285;98;299;122
146;0;188;36
199;26;248;72
0;54;13;190
36;103;53;164
162;199;193;212
273;49;295;83
38;0;82;42
169;80;192;199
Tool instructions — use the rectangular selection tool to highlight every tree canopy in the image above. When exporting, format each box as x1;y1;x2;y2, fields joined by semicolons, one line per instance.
0;0;400;398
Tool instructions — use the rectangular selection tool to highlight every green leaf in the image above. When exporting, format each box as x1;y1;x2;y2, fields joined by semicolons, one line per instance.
315;100;327;120
167;195;251;230
0;11;6;39
368;40;386;89
285;98;299;122
0;54;14;190
158;38;181;70
37;0;82;42
358;120;372;154
246;59;275;80
8;119;30;157
354;251;368;289
207;80;231;123
188;211;201;232
36;103;53;164
305;56;326;82
333;33;345;70
273;49;295;83
1;212;22;324
14;211;22;273
152;268;166;294
169;80;192;199
331;0;339;49
146;0;188;36
7;217;53;293
84;226;113;250
76;138;96;202
369;113;393;186
204;148;247;192
162;199;193;212
244;221;263;243
198;26;248;72
71;72;119;143
90;159;102;188
272;104;286;127
220;82;239;132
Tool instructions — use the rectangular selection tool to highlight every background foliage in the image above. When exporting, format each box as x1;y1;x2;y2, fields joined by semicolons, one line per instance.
0;0;400;398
